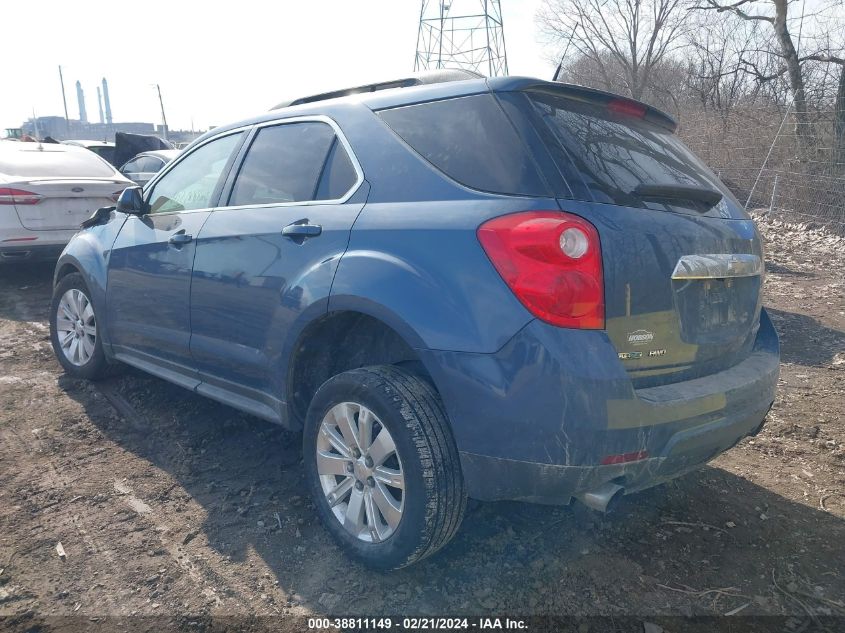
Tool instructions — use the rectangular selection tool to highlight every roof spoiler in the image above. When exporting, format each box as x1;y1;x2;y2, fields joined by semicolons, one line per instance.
524;81;678;132
271;69;484;110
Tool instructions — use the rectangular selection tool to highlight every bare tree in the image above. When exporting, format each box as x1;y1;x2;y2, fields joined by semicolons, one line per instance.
694;0;845;154
681;11;764;119
537;0;689;102
835;64;845;168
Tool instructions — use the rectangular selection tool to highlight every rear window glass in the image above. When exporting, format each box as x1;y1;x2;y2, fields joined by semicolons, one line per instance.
526;91;732;211
0;144;115;178
377;94;547;196
90;146;115;164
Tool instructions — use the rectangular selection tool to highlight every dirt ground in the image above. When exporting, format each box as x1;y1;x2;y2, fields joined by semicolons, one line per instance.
1;214;844;627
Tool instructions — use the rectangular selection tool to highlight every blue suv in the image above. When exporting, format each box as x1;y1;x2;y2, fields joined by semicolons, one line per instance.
50;71;779;569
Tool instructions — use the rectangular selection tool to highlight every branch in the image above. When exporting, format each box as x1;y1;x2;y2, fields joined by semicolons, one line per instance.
691;0;774;23
800;53;845;65
733;49;845;85
737;57;787;82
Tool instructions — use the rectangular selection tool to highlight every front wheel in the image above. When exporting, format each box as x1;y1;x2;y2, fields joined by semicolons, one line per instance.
49;272;112;380
303;365;466;570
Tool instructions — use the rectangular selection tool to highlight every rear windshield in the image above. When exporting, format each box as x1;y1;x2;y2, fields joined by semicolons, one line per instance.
91;146;116;164
525;90;736;213
377;94;547;196
0;144;116;178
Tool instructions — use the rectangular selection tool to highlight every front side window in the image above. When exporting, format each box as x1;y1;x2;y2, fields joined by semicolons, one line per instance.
147;132;243;214
228;121;356;207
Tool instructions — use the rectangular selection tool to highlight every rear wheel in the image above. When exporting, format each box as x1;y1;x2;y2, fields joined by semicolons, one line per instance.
49;273;112;380
303;365;466;569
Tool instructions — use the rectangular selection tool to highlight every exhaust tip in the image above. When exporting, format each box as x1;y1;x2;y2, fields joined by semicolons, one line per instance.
577;482;624;513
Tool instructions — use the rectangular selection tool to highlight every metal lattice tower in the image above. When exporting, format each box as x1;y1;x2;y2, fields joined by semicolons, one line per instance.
414;0;509;77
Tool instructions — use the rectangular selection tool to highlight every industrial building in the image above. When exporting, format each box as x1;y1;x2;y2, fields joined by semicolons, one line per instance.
18;76;200;145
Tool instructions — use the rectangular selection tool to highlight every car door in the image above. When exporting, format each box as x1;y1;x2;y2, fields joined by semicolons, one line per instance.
189;117;366;420
106;131;245;386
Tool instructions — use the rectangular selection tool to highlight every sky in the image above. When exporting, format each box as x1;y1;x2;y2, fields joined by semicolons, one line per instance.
1;0;555;133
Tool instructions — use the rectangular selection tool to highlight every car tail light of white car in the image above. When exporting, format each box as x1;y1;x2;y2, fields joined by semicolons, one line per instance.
0;188;43;205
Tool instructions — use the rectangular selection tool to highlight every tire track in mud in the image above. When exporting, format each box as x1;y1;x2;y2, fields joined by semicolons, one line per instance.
0;312;255;615
0;396;127;614
94;382;260;612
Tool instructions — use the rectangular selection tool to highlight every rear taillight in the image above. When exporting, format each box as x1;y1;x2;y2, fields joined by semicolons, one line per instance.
0;188;43;205
110;189;125;202
477;211;604;329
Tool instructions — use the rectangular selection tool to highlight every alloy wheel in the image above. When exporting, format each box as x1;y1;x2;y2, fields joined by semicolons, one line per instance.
316;402;405;543
56;289;96;366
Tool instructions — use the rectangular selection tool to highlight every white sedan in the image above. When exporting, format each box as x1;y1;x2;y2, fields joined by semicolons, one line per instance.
0;140;132;262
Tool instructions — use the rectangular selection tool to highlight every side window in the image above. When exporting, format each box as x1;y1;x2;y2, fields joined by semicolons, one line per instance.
229;122;354;207
377;93;547;196
139;156;164;173
121;159;140;173
314;138;357;201
147;132;243;214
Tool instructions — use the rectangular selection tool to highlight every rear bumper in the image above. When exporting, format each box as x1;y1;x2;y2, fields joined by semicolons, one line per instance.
421;309;779;504
0;242;67;263
459;403;769;504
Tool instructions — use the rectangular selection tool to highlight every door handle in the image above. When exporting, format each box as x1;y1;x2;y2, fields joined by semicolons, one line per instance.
169;232;193;245
282;221;322;241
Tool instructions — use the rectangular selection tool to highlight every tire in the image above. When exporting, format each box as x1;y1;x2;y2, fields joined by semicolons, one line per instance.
303;365;466;570
49;272;112;380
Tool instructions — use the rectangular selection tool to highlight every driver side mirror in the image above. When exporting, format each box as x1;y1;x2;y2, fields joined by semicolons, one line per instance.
115;186;148;215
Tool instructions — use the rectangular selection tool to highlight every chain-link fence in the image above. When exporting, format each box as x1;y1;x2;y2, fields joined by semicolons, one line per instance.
679;106;845;233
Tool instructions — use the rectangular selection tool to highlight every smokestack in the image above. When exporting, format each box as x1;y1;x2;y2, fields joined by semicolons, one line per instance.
97;86;105;124
102;78;112;124
76;80;87;123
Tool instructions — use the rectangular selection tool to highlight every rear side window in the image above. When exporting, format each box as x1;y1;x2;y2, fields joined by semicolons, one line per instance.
377;94;547;196
229;122;357;206
526;90;732;211
138;156;164;172
125;156;161;173
315;138;357;200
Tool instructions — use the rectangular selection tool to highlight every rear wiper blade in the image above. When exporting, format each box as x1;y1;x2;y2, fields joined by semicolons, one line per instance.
632;184;722;211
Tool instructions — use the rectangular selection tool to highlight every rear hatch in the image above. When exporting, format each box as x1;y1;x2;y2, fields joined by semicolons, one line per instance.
505;87;764;385
1;143;127;231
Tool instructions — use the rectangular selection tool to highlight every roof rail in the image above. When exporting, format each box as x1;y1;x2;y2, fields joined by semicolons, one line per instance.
271;69;483;110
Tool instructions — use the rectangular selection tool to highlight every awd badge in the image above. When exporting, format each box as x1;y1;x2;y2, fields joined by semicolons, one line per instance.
618;348;666;360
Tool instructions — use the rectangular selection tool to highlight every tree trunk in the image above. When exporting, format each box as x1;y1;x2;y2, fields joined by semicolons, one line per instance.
772;0;812;158
835;64;845;173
